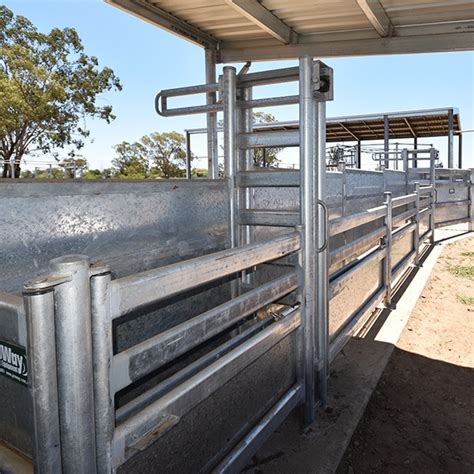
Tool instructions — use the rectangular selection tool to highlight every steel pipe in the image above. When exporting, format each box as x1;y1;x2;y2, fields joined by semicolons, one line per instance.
111;232;301;318
299;55;317;423
110;271;298;393
205;49;219;178
24;289;62;473
49;255;97;474
316;98;329;406
329;205;386;236
383;192;393;308
90;269;114;474
111;309;301;468
414;182;420;265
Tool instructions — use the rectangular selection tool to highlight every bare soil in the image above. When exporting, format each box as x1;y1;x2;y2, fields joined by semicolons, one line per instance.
338;236;474;474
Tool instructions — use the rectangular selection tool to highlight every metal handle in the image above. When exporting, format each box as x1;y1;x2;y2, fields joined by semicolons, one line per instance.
155;91;165;116
316;199;329;253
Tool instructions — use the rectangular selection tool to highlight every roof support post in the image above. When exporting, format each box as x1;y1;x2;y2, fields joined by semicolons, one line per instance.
383;114;389;169
357;140;361;168
448;108;454;168
413;136;418;168
185;130;192;179
458;133;463;169
205;48;219;179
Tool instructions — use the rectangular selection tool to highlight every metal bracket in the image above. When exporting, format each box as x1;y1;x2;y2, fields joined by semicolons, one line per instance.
313;61;334;101
24;273;73;292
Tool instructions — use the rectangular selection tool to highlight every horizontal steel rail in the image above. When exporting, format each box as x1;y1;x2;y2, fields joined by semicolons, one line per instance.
435;216;470;228
239;95;300;110
436;199;470;207
330;226;386;267
393;207;417;227
392;221;416;244
419;185;434;194
237;66;300;87
239;209;300;227
237;169;299;187
329;247;385;299
239;130;299;148
115;316;274;425
329;205;386;236
391;193;417;208
110;272;298;393
110;232;301;318
111;308;301;469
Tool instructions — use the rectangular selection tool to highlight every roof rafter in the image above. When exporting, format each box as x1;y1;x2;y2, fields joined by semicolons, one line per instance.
338;122;360;141
224;0;298;44
403;118;417;138
354;0;392;37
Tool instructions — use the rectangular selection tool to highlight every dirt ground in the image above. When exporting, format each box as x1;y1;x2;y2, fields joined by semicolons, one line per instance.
337;236;474;474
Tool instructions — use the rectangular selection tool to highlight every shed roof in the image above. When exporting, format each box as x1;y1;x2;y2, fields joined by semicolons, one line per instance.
106;0;474;62
186;107;462;142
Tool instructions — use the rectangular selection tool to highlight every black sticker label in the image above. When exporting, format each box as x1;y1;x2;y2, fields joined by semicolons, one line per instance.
0;340;28;386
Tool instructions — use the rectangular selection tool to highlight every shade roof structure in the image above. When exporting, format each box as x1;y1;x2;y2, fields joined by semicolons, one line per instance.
186;107;461;142
254;107;461;142
106;0;474;62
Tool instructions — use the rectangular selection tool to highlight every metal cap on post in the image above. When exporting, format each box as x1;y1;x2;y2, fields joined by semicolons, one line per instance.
49;255;97;474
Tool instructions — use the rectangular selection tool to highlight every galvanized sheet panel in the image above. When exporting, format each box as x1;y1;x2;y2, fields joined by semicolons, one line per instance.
329;255;383;341
391;227;414;270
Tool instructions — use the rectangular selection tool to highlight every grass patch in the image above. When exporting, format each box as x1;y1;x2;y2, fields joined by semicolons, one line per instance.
448;264;474;279
456;295;474;306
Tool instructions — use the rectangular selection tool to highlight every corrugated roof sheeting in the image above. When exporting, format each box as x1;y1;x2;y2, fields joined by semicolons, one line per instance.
106;0;474;60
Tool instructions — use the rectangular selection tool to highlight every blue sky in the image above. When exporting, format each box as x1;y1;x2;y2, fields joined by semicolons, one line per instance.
4;0;474;169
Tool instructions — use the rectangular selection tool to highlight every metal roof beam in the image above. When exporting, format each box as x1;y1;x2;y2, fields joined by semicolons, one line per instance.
338;123;360;141
404;118;417;138
219;31;474;62
106;0;218;48
225;0;298;44
355;0;392;37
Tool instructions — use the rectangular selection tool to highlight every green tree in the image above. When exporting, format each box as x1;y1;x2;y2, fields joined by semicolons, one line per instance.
111;141;149;178
0;6;121;178
218;112;282;168
58;155;88;178
252;112;282;168
141;131;188;179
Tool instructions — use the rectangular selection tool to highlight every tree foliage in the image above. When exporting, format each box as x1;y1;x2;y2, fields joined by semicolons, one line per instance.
252;112;282;168
112;132;189;179
0;6;121;177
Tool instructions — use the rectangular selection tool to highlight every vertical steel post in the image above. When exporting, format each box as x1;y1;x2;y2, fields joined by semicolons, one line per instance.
299;56;316;424
413;137;418;168
458;133;463;169
90;268;114;474
429;147;437;244
383;192;393;308
24;289;62;473
49;255;97;474
447;108;454;169
223;66;239;298
316;99;329;407
414;182;420;266
240;86;255;285
205;48;219;179
402;149;409;194
223;66;238;249
468;171;473;232
185;130;192;179
356;140;361;168
383;115;389;169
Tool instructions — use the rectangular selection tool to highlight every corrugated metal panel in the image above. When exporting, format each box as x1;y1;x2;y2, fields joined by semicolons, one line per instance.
106;0;474;59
